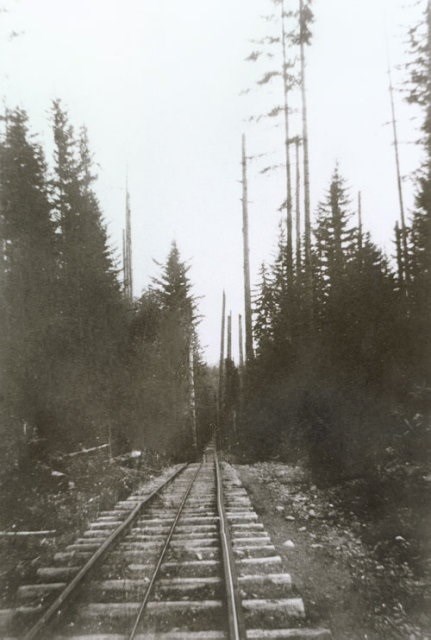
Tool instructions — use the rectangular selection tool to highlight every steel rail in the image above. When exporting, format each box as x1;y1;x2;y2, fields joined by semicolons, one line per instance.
127;460;204;640
22;463;188;640
215;449;247;640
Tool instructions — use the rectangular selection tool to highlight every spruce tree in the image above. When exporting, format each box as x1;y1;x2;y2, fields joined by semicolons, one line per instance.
404;1;431;383
0;108;56;446
254;263;276;355
49;101;127;448
150;242;200;454
313;167;356;301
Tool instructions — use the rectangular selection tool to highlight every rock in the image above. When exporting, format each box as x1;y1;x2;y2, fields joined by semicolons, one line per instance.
275;505;284;513
283;539;296;548
311;543;324;549
299;526;307;532
308;509;317;517
285;515;295;521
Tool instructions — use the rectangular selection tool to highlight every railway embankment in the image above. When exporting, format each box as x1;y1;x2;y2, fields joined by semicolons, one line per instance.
1;444;331;639
1;451;429;639
238;462;431;640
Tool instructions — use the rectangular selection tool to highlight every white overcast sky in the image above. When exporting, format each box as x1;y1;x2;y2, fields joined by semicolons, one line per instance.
0;0;424;363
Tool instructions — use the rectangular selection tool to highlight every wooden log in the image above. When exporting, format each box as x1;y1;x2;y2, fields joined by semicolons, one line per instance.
247;630;332;639
0;530;56;537
17;583;66;601
63;443;109;458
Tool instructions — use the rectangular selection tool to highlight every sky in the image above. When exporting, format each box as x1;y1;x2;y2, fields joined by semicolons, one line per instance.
0;0;424;363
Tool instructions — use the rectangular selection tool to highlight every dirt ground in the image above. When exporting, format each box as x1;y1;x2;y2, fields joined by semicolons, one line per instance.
237;462;430;640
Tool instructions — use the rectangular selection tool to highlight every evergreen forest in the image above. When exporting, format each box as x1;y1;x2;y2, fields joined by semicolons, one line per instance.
0;102;214;469
0;0;428;511
0;2;429;636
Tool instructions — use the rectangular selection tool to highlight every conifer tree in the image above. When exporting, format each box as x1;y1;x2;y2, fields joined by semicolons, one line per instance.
51;102;121;352
254;263;276;355
151;242;200;453
313;166;356;300
49;101;126;447
405;0;431;381
297;0;314;323
240;2;430;483
0;109;56;442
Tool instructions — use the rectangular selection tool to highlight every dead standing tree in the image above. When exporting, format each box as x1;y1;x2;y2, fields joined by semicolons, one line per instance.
388;64;410;290
241;137;254;364
123;183;133;301
280;0;294;284
295;136;302;277
188;337;197;451
245;0;296;284
224;311;240;445
297;0;314;325
244;0;315;328
217;290;226;428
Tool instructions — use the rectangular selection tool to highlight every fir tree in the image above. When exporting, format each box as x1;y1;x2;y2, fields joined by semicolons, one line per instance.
49;101;127;448
0;109;56;442
313;166;357;299
254;263;276;354
405;0;431;382
147;243;201;454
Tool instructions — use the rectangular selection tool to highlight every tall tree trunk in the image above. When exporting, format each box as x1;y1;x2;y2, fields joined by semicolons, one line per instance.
281;0;293;284
357;191;363;269
295;138;302;278
188;338;197;451
242;135;254;362
395;221;404;292
388;65;410;287
227;312;232;361
238;314;244;369
299;0;313;324
427;0;431;182
238;313;244;424
124;185;133;301
218;290;226;426
122;228;127;293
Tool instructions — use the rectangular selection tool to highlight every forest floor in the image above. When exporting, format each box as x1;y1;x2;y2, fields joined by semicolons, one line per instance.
237;461;431;640
0;449;167;608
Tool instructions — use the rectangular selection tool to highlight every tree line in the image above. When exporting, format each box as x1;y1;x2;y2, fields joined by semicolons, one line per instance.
0;103;213;469
231;0;431;482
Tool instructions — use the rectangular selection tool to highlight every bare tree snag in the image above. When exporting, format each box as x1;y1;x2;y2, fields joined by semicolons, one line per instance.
242;135;254;362
218;290;226;425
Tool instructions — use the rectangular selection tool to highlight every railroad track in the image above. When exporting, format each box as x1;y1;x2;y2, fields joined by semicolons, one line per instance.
1;442;332;639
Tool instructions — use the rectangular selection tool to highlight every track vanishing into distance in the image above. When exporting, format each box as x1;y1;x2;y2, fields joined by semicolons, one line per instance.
1;442;332;640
